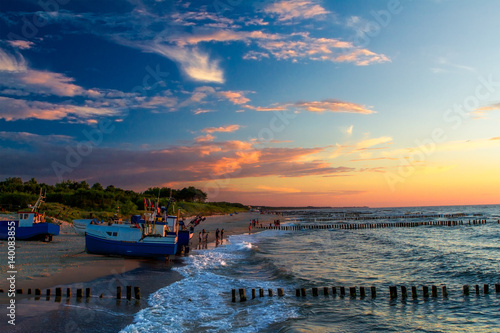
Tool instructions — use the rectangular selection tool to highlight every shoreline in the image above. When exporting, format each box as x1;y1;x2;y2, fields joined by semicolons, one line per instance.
0;212;277;301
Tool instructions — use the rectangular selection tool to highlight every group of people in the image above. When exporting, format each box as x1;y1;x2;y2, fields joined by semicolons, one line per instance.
198;228;224;244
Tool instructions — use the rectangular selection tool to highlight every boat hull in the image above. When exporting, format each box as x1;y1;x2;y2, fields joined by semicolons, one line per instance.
0;220;60;240
85;232;177;258
73;219;93;235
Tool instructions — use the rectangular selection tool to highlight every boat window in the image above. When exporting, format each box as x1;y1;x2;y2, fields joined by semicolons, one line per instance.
113;232;118;236
106;232;112;236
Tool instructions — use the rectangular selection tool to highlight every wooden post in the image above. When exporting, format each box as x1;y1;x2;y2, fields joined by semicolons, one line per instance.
46;289;51;297
77;288;83;298
495;284;500;293
35;288;41;296
127;286;132;300
268;289;273;297
411;286;417;298
312;287;318;296
389;286;397;299
340;286;345;296
28;288;32;295
484;284;489;294
231;289;236;302
323;287;329;296
56;288;62;297
296;289;300;297
278;288;284;297
442;286;448;297
251;288;256;299
422;286;429;298
134;287;141;300
259;288;264;297
16;289;23;294
475;284;479;295
360;287;365;298
431;285;437;297
239;288;247;302
349;287;356;297
117;286;122;299
67;288;71;297
370;286;376;298
301;288;306;297
463;285;469;295
332;286;337;296
401;286;407;298
86;287;91;298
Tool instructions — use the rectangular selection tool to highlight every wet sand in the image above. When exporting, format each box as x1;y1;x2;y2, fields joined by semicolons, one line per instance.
0;211;277;332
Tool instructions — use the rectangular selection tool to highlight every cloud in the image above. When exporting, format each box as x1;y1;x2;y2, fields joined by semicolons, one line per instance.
264;0;330;21
243;104;288;111
0;131;73;143
356;136;393;149
193;109;213;115
145;44;224;83
194;134;215;143
293;99;375;114
202;124;241;134
0;96;120;121
0;48;27;72
217;91;251;104
243;99;374;114
256;185;301;193
7;40;35;50
0;135;354;191
346;125;353;135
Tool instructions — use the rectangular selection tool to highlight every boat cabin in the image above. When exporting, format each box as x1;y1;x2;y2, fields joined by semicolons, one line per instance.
18;211;45;227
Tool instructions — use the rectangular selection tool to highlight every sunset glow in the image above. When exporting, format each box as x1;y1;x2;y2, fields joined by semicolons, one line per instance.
1;0;500;207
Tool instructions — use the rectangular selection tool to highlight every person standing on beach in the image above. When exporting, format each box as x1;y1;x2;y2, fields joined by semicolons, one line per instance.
199;232;202;244
221;229;224;239
249;222;252;233
215;228;220;241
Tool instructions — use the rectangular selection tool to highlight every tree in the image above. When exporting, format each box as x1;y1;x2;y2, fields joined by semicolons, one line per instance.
91;182;104;191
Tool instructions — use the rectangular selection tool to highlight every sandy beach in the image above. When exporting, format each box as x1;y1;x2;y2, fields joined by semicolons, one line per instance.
0;211;279;332
0;211;277;301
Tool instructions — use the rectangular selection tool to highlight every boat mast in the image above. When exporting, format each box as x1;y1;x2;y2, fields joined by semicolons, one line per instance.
31;189;45;212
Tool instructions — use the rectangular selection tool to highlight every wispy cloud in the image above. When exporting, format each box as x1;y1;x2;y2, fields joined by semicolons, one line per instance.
256;185;301;193
0;96;121;121
202;124;241;134
145;44;224;83
355;136;393;149
6;40;35;50
263;0;330;21
244;99;374;114
294;99;375;114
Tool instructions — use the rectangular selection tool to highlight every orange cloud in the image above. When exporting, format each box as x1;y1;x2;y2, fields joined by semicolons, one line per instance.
264;0;330;21
217;91;251;104
194;134;215;143
202;124;241;133
294;99;375;114
0;96;119;121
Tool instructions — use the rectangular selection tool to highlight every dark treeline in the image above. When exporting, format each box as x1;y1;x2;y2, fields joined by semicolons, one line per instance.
0;177;212;214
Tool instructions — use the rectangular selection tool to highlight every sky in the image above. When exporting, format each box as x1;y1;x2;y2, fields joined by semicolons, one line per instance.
1;0;500;208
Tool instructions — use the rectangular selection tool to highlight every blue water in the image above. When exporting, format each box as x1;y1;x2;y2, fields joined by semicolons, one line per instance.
122;205;500;332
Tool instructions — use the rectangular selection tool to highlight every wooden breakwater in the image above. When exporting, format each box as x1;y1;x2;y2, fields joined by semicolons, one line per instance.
312;213;467;222
232;284;500;302
258;219;490;231
0;285;141;302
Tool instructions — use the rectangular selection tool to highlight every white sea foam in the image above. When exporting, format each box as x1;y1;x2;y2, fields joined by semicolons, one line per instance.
121;234;298;333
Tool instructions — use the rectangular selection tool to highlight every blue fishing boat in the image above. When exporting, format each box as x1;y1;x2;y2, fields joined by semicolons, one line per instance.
0;191;60;241
85;199;180;259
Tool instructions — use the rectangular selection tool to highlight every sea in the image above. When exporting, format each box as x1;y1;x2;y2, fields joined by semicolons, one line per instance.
119;205;500;333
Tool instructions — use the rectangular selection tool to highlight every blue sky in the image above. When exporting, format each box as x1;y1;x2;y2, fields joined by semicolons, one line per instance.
1;0;500;207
